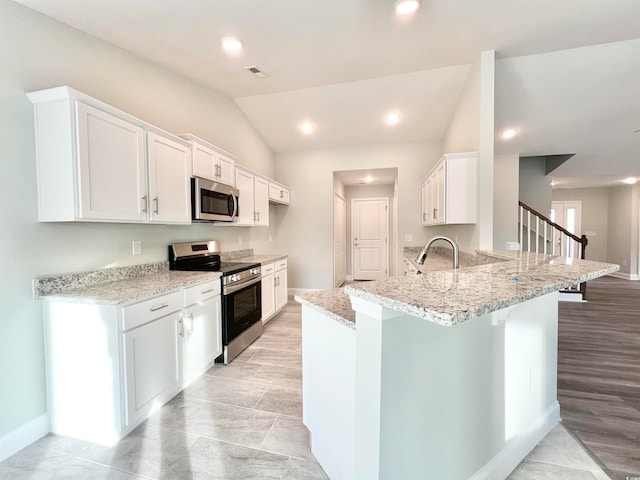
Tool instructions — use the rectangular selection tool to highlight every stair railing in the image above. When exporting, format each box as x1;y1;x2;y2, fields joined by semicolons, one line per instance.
518;201;589;297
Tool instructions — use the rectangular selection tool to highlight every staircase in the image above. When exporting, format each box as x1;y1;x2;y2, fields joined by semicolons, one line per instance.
518;201;589;300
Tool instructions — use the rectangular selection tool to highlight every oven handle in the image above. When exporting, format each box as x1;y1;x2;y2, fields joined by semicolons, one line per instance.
230;194;238;221
223;275;261;295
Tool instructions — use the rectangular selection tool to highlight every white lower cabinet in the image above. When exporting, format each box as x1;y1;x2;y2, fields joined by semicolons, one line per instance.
261;263;276;323
261;259;288;323
182;281;222;384
43;279;221;446
123;310;182;426
275;259;288;311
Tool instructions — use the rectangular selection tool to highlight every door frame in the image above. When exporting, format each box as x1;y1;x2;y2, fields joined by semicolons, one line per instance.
350;197;389;280
550;200;582;257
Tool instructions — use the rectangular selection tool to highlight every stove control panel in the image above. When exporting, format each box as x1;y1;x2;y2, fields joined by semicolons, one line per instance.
223;265;261;287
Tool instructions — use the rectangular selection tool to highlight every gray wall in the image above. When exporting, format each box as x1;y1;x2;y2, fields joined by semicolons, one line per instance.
519;157;552;216
0;0;277;441
494;154;520;250
552;188;609;262
275;142;443;290
607;185;640;276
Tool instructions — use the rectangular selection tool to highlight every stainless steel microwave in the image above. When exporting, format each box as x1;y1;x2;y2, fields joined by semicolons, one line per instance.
191;177;239;222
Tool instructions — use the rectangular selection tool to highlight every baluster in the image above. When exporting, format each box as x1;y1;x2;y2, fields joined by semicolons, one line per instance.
543;221;547;254
519;206;523;251
535;217;539;253
527;211;531;252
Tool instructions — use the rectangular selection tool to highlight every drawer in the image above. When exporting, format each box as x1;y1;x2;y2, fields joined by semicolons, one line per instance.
275;259;287;271
262;262;275;275
184;280;220;306
122;290;183;331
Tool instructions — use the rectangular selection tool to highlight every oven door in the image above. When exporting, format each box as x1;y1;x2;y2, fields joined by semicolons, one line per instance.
222;276;262;344
192;177;239;222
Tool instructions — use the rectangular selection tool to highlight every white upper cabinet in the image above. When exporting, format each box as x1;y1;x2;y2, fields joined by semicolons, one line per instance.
27;86;191;224
234;166;269;227
147;132;191;224
421;152;477;226
180;134;236;187
268;182;290;205
76;102;147;222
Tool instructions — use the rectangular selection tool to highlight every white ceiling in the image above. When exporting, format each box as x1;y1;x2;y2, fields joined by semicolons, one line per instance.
13;0;640;187
335;168;398;187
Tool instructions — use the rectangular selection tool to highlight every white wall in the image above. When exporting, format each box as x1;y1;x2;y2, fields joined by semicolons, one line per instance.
552;188;609;262
436;51;495;251
275;142;442;289
0;0;276;443
494;154;520;250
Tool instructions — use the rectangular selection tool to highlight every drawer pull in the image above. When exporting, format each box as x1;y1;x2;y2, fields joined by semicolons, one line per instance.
149;303;169;312
200;288;215;294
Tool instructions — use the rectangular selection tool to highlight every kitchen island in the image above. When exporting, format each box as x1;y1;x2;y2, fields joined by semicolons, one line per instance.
295;251;618;480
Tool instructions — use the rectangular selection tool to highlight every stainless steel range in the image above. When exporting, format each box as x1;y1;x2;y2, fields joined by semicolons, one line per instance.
168;240;262;364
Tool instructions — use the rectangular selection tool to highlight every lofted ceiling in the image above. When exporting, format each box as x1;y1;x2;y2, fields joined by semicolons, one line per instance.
12;0;640;187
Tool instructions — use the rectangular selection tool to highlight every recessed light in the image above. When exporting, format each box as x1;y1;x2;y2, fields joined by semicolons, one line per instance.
623;177;637;185
394;0;420;15
364;175;373;183
501;128;517;140
386;112;400;125
300;122;314;135
221;36;243;52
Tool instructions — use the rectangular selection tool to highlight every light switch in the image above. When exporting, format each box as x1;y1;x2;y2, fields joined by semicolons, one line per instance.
404;234;413;242
132;241;142;255
586;231;596;237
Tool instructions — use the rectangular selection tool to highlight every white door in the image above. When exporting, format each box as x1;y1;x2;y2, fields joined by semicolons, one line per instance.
550;201;582;257
334;193;346;287
352;198;389;281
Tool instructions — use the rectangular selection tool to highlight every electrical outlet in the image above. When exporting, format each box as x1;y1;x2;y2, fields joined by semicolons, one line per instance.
404;234;413;242
268;234;273;242
586;231;596;237
238;236;243;245
132;241;142;255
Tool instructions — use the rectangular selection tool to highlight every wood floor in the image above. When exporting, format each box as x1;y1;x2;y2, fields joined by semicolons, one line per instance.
558;275;640;480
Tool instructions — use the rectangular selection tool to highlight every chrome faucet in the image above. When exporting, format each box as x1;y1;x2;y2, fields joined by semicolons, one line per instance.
416;235;460;269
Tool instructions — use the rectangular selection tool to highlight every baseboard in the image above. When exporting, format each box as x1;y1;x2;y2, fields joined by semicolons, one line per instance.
345;275;354;281
0;414;50;462
289;288;323;298
470;401;560;480
608;272;639;281
559;292;586;302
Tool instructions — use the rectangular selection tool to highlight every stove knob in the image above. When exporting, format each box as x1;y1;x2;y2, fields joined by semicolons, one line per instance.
231;274;238;282
252;268;258;275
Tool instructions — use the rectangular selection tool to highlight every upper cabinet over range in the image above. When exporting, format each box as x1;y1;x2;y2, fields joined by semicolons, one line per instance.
27;86;191;224
421;151;477;226
180;134;236;187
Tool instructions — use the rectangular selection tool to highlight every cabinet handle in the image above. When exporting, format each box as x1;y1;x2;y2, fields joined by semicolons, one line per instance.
280;190;283;199
150;303;169;312
433;208;437;219
257;211;260;221
153;197;159;214
215;164;220;177
178;318;184;337
141;195;148;213
200;288;215;294
189;313;195;333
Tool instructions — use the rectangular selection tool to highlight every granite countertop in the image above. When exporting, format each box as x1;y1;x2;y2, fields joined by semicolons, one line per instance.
38;270;221;306
235;254;288;265
297;250;618;328
346;251;618;326
295;288;355;329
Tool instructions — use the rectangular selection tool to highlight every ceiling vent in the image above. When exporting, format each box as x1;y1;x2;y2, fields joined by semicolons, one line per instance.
244;66;268;78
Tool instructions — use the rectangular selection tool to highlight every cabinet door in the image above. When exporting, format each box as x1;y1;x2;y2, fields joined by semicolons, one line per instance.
254;176;270;226
261;272;276;323
191;142;216;180
76;102;147;221
421;180;429;225
183;295;222;383
147;132;191;224
434;162;446;224
235;168;255;226
269;183;290;205
124;312;181;425
215;153;235;186
275;268;288;311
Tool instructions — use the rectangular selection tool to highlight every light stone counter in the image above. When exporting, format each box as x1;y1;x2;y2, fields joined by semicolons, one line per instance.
234;254;288;265
295;288;355;328
36;268;220;305
346;251;618;326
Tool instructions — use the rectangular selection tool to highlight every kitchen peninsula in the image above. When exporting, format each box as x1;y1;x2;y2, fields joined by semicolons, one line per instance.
296;251;618;480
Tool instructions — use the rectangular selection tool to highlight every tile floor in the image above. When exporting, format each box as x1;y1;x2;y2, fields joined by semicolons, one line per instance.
0;298;612;479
